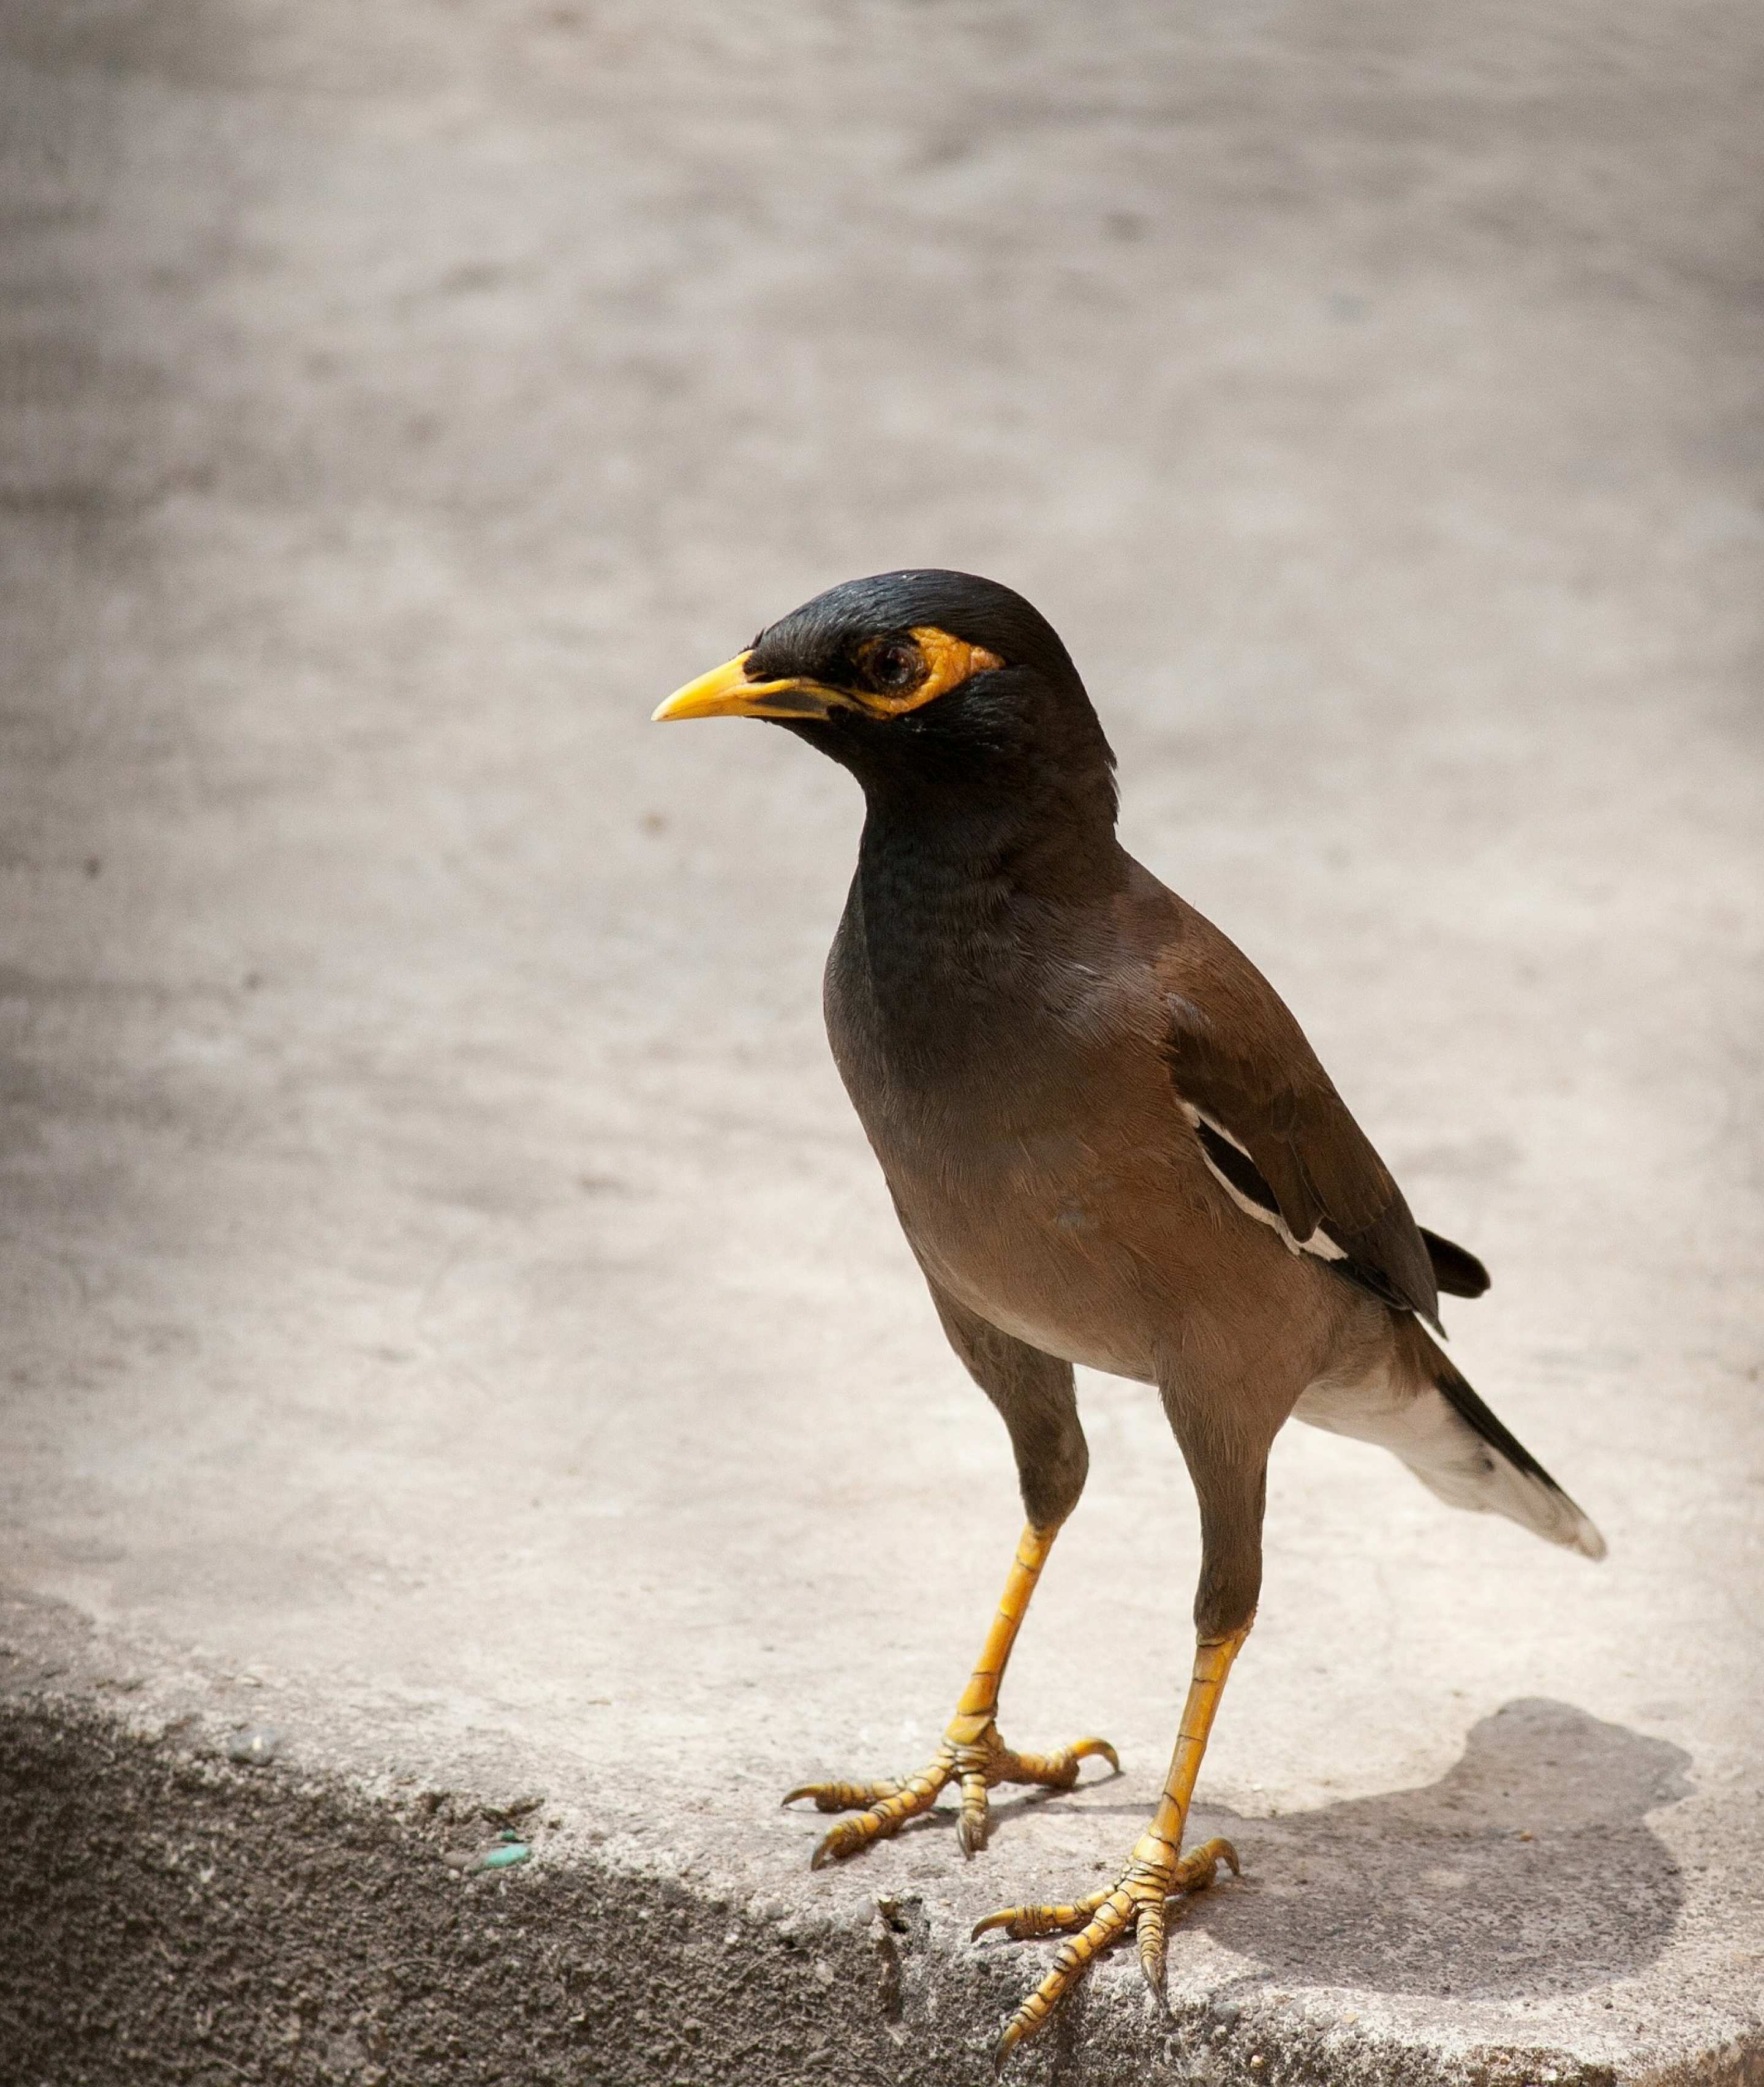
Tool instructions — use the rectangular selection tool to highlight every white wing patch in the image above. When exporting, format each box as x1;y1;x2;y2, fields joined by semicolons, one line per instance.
1177;1097;1347;1264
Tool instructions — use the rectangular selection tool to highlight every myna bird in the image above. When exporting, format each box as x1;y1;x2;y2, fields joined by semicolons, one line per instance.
654;570;1604;2064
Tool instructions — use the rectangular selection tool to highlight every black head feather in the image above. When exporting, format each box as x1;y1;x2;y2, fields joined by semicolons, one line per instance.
749;570;1080;692
747;570;1117;828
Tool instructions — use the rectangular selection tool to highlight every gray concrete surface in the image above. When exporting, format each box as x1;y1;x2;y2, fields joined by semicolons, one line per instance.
2;2;1762;2082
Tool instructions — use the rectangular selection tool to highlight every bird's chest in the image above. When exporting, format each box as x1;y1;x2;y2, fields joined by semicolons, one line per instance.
891;1110;1193;1380
824;928;1185;1378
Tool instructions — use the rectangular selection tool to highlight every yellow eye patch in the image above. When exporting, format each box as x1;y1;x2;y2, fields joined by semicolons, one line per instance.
855;627;1006;716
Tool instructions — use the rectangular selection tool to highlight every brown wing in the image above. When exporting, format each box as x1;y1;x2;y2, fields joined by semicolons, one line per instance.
1145;890;1442;1325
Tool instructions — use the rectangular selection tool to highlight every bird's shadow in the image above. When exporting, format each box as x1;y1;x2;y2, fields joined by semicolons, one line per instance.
1159;1698;1694;1999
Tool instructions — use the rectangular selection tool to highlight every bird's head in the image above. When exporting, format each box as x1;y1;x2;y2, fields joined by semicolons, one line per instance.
654;570;1116;818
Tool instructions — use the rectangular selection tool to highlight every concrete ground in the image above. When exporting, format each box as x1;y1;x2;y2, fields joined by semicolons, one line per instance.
2;2;1762;2082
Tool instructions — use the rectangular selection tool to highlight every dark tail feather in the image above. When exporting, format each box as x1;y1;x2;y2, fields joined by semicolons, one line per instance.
1421;1226;1490;1298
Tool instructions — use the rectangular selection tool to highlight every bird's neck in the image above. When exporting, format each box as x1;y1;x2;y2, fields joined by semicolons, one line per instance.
855;764;1121;930
837;771;1127;1085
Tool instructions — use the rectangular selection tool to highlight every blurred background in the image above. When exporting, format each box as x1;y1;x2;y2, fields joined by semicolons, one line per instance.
2;0;1762;2027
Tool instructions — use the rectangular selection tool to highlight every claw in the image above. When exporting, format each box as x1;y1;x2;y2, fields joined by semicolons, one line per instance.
957;1771;990;1857
810;1819;869;1869
783;1778;901;1813
971;1889;1109;1943
1137;1890;1169;2004
804;1761;955;1868
788;1720;1116;1870
810;1808;894;1868
993;1890;1133;2066
993;1732;1121;1793
1178;1835;1240;1888
988;1838;1247;2066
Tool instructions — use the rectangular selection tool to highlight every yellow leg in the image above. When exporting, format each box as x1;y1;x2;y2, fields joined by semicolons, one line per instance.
785;1521;1118;1863
953;1519;1055;1720
979;1619;1253;2067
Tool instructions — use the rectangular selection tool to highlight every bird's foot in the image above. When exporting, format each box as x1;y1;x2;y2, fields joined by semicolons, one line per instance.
785;1712;1118;1867
974;1830;1240;2066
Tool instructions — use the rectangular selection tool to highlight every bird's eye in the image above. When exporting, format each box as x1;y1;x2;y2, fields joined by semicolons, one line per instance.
870;640;921;691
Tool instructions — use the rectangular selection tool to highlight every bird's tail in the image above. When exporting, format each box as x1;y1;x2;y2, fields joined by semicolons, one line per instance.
1389;1320;1606;1560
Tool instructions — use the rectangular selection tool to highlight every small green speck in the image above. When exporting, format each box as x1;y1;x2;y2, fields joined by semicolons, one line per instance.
478;1843;530;1871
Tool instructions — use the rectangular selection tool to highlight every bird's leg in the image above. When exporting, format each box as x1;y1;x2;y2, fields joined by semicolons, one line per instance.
941;1521;1121;1854
785;1520;1118;1866
976;1619;1252;2067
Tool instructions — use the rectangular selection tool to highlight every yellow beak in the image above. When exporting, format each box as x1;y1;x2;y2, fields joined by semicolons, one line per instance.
652;651;846;724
